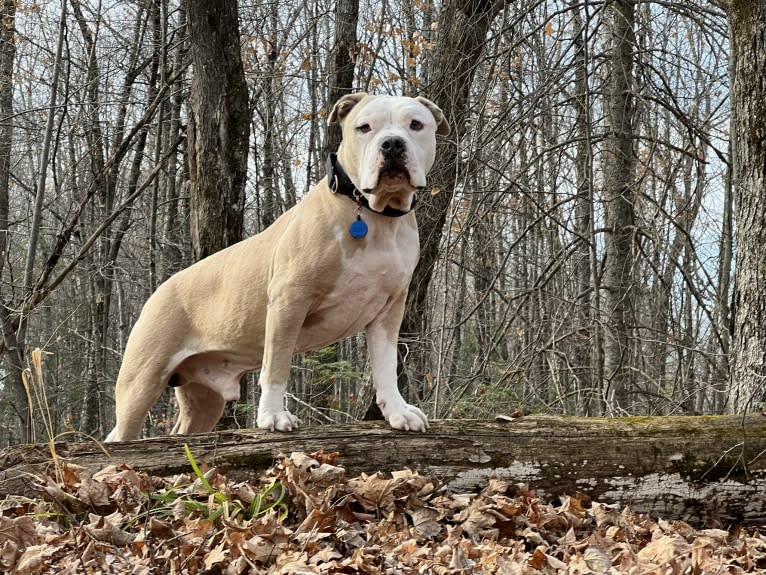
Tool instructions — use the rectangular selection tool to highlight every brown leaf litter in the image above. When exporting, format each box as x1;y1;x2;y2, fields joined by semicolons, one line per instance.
1;449;765;574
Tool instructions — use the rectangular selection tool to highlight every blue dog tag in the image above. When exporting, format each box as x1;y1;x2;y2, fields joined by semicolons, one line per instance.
349;217;368;239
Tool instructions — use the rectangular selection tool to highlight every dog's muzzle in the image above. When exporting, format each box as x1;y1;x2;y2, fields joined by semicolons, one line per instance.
375;136;409;190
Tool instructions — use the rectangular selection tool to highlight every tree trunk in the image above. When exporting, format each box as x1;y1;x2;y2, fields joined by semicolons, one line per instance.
601;0;636;413
73;0;159;438
714;46;735;413
728;1;766;413
23;1;66;297
186;0;250;260
399;0;507;404
323;0;359;158
1;415;765;525
72;0;112;438
160;2;188;282
0;0;23;442
320;0;365;420
0;0;15;278
570;0;601;415
258;19;280;232
186;0;250;432
6;0;67;443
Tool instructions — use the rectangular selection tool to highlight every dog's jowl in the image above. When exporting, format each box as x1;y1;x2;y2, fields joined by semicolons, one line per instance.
105;93;449;441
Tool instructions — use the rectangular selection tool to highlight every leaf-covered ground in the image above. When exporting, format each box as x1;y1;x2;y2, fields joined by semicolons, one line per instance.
1;450;765;574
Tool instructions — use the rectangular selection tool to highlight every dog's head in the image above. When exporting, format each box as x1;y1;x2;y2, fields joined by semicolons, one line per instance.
329;93;450;213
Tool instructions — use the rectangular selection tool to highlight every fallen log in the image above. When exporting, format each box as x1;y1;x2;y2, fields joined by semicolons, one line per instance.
1;415;765;525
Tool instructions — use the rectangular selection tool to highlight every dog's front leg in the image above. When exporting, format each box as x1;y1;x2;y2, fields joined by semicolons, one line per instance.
366;295;429;432
257;295;305;432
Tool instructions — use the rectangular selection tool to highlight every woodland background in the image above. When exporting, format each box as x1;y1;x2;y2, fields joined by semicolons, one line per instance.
0;0;764;446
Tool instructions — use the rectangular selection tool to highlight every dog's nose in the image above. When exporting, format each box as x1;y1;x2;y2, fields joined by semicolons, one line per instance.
380;136;406;157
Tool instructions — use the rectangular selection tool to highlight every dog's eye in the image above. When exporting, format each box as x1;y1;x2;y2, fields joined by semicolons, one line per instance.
356;123;371;134
410;119;424;131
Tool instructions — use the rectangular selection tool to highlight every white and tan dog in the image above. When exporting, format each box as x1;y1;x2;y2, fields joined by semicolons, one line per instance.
105;93;449;441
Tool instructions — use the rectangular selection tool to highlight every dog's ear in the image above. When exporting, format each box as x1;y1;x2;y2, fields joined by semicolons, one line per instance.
329;93;368;125
416;96;450;136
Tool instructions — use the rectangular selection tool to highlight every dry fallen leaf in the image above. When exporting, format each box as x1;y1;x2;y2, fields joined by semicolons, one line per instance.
204;541;228;569
1;452;765;574
409;506;442;538
583;545;612;572
348;472;399;511
0;516;36;548
84;516;135;546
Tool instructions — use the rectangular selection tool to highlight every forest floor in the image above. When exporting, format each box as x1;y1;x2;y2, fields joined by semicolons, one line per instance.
1;449;765;574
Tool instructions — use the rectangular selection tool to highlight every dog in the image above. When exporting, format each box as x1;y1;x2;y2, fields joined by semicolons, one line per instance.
105;93;449;441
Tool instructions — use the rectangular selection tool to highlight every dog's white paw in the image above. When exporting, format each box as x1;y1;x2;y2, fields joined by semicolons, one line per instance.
384;403;429;432
257;410;302;432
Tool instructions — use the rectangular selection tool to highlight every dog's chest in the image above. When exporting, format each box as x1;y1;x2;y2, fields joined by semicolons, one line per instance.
332;217;417;280
298;224;417;344
343;248;409;291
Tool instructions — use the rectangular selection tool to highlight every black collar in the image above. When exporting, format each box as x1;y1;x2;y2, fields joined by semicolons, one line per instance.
325;153;416;218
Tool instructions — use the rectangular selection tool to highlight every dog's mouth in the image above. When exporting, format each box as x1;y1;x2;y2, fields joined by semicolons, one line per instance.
364;160;412;194
362;165;417;213
378;169;410;186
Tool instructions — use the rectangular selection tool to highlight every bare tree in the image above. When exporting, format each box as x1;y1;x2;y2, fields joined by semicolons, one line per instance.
0;0;14;279
185;0;250;431
570;0;600;414
324;0;359;157
0;0;20;436
399;0;508;404
186;0;250;260
73;0;169;437
601;0;637;413
1;0;67;441
728;0;766;412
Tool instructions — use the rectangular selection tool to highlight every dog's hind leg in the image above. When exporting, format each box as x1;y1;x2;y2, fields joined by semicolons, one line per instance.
171;381;226;434
105;366;168;442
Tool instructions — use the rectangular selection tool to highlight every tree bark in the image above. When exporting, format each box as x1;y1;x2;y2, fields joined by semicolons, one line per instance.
186;0;250;260
571;0;600;414
5;0;67;443
714;42;735;413
185;0;250;431
258;15;280;232
601;0;637;413
160;2;188;283
728;1;766;413
1;415;764;525
71;0;109;438
399;0;507;403
0;0;15;278
320;0;363;419
323;0;359;158
72;0;160;438
0;0;23;441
